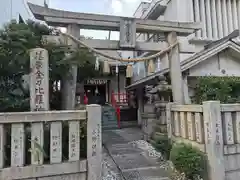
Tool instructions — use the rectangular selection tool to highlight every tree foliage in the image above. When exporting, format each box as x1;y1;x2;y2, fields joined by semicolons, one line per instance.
192;76;240;104
0;20;101;112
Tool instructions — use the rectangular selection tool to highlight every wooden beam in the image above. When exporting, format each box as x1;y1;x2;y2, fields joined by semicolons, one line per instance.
42;35;169;51
28;3;202;36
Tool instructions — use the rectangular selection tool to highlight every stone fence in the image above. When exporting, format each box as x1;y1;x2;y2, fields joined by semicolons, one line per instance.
0;104;102;180
167;101;240;180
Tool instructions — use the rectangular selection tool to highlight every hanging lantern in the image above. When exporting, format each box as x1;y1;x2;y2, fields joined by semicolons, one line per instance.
103;60;110;74
95;56;100;70
148;59;155;74
115;64;119;75
126;64;133;78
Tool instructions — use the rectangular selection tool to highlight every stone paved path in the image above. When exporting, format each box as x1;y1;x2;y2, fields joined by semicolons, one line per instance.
102;128;170;180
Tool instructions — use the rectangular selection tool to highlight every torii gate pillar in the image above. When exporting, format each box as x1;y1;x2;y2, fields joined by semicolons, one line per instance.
62;24;79;110
166;32;185;104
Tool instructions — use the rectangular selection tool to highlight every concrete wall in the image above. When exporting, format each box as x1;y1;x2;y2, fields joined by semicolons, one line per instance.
0;0;49;27
0;0;31;27
133;1;150;18
163;0;194;22
189;51;240;76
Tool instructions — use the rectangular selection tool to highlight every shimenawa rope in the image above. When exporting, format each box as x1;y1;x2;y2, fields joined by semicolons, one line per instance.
61;33;178;62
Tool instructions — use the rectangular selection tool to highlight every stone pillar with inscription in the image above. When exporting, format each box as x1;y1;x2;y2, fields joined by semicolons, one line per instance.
203;101;225;180
29;48;49;164
30;48;49;111
86;104;102;180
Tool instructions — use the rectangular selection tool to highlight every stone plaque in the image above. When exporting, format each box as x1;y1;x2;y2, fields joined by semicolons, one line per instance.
50;122;62;163
86;105;102;180
11;124;25;166
120;18;136;48
69;121;80;161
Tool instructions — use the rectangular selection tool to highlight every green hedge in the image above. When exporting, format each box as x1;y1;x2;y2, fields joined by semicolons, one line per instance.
193;76;240;104
170;143;206;179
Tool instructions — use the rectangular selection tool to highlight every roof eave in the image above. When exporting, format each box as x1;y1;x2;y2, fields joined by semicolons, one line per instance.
126;39;240;91
146;2;167;20
125;74;166;91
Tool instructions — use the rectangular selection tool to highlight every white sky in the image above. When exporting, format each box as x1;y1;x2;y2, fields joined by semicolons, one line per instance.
49;0;151;39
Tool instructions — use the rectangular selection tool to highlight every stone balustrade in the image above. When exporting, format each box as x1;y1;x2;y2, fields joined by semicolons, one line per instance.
0;104;102;180
166;101;240;180
167;103;205;151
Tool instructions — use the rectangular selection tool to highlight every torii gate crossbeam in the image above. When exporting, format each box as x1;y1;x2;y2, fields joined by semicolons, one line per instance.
28;3;201;35
28;3;201;53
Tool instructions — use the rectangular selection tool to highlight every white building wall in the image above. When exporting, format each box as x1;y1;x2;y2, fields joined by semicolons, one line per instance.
161;0;240;41
189;52;240;76
133;1;150;18
192;0;240;40
132;0;240;82
163;0;194;22
0;0;49;28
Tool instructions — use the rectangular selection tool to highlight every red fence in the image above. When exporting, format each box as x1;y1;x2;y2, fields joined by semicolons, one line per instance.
112;92;128;104
110;91;129;128
83;91;129;129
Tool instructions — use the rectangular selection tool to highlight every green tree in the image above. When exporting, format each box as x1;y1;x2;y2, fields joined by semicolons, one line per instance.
0;20;101;112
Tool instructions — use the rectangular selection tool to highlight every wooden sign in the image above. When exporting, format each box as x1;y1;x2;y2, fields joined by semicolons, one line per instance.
85;79;107;85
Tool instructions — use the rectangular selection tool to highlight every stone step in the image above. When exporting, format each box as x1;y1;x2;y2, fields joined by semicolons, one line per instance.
102;121;117;125
121;121;138;128
102;126;119;130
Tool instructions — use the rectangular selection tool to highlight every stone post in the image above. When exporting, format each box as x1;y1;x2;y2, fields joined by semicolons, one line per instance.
62;24;79;110
86;104;102;180
203;101;225;180
166;32;185;104
30;48;49;111
166;102;174;140
29;48;49;164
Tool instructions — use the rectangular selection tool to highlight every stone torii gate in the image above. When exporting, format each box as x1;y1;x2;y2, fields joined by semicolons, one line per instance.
28;3;201;109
